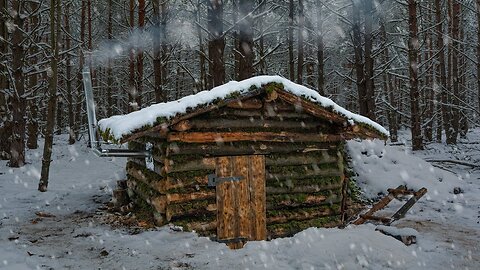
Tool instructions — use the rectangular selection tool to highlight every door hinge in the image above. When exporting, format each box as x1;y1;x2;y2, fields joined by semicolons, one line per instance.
208;174;244;187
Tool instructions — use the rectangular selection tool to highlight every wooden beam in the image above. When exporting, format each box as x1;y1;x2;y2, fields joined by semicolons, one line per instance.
168;118;324;132
168;131;343;143
226;98;263;109
276;90;347;125
166;142;335;157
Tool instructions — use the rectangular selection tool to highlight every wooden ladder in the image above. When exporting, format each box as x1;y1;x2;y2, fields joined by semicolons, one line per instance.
353;185;428;226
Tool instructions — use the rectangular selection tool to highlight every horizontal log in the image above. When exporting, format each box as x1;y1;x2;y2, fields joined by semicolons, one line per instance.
267;205;340;224
266;183;343;194
126;180;166;213
265;151;337;166
127;163;165;193
164;157;215;173
168;118;325;132
226;98;263;109
266;193;341;209
266;175;342;189
266;168;342;181
212;108;318;119
168;131;343;143
166;200;216;221
166;142;337;157
276;90;347;125
165;174;209;191
267;215;342;238
166;190;215;204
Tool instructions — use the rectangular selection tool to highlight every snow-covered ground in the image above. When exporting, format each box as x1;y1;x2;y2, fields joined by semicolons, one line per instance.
0;132;479;270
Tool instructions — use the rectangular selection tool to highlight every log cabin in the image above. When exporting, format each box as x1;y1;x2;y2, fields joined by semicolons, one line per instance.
98;76;388;248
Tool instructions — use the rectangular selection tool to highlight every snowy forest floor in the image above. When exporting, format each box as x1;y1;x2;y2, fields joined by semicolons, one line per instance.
0;131;479;270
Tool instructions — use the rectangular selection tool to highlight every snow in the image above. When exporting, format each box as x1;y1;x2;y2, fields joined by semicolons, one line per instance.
98;76;389;141
376;225;419;237
346;138;464;200
1;131;479;269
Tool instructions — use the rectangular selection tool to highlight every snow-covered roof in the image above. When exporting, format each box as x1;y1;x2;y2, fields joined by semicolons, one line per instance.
98;76;389;142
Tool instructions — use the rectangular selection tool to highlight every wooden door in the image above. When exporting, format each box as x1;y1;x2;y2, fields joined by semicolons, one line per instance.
215;155;266;249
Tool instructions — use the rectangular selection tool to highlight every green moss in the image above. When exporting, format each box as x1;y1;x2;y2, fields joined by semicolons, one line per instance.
266;204;341;218
167;169;214;179
264;82;284;93
266;175;342;188
127;161;163;181
267;190;341;208
267;215;341;237
267;162;339;175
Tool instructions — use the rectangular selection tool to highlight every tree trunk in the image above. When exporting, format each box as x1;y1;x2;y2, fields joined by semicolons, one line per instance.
363;0;376;121
296;0;304;84
106;0;114;116
434;0;448;143
128;0;137;111
153;0;168;102
65;3;75;145
10;0;27;167
316;3;325;96
408;0;423;150
207;0;225;88
477;0;480;115
39;0;61;191
424;9;434;142
288;0;295;81
27;1;40;149
449;0;460;143
380;18;398;142
352;0;366;116
0;0;10;159
136;0;145;108
238;0;255;80
74;0;87;142
257;0;266;74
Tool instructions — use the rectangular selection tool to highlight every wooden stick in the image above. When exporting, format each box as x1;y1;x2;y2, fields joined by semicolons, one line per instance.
352;185;405;225
388;187;427;224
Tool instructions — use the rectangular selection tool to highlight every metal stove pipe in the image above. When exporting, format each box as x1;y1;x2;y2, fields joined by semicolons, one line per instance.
82;67;151;158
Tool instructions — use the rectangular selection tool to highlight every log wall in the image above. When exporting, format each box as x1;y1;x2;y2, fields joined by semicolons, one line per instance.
125;94;361;238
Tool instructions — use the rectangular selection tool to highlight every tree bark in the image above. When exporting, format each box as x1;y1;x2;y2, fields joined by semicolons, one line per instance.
136;0;145;108
39;0;62;191
296;0;304;84
106;0;114;116
363;0;376;121
128;0;137;111
380;18;398;142
449;0;460;143
408;0;423;150
352;0;366;117
477;0;480;115
9;0;27;167
316;3;325;96
207;0;225;88
238;0;255;80
0;0;10;159
65;3;75;145
153;0;168;103
434;0;448;143
27;1;40;149
288;0;295;81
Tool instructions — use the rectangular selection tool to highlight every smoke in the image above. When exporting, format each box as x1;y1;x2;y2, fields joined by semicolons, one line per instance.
86;21;197;67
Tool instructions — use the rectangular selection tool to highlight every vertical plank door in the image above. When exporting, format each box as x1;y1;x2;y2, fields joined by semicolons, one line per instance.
216;155;266;249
